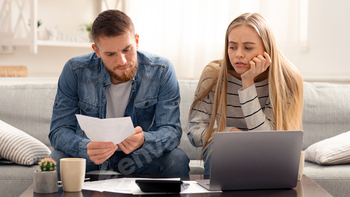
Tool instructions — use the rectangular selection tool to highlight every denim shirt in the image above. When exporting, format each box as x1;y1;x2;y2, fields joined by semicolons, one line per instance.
49;50;182;166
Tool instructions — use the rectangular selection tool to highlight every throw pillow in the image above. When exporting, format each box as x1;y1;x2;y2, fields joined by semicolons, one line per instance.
0;120;51;165
305;131;350;165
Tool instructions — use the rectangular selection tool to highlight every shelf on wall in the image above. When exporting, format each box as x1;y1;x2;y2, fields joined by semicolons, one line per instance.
36;40;93;48
0;0;123;54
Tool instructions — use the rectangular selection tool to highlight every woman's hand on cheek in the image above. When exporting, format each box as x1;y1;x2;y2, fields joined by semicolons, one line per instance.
241;52;271;89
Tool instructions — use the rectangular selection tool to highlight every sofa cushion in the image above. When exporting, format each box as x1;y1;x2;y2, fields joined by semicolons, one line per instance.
189;160;204;174
0;164;38;197
305;131;350;165
0;83;57;149
178;80;202;160
302;82;350;150
0;120;51;165
303;161;350;197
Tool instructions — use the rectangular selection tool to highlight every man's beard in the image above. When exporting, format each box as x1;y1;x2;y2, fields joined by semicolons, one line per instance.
107;61;138;83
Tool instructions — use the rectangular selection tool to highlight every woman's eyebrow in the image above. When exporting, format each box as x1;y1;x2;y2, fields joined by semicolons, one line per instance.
243;42;256;45
228;41;256;45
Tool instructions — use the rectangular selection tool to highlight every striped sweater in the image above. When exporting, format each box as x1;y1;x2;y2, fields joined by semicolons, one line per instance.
188;73;275;147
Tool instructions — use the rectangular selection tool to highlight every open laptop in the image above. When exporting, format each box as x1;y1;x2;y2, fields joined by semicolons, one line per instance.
197;130;303;191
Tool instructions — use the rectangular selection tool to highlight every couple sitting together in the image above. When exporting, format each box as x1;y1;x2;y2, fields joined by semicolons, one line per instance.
49;9;303;176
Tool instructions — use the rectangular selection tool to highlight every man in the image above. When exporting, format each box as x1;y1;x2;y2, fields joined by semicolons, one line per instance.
49;9;189;176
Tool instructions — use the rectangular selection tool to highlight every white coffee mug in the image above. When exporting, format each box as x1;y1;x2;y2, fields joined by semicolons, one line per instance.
298;151;305;181
60;158;86;192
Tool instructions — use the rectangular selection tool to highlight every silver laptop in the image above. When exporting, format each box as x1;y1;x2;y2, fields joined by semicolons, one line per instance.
197;130;303;191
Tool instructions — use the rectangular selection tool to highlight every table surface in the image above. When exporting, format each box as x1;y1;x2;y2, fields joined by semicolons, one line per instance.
20;174;332;197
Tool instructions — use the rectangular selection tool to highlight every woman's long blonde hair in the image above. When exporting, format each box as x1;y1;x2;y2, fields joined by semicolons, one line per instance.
189;13;303;157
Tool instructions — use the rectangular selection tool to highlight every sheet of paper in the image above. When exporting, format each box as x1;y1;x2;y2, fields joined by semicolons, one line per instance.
76;114;135;144
82;178;222;195
82;177;180;194
83;178;134;193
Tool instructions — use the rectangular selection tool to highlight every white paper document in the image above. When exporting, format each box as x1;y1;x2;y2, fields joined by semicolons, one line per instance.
83;178;135;194
76;114;135;144
83;178;180;194
82;178;222;195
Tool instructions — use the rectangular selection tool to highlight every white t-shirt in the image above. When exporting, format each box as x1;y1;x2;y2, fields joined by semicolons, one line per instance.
106;81;132;118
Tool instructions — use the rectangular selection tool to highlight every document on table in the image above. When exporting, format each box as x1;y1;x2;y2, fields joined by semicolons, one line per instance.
82;178;222;195
76;114;135;144
83;178;137;194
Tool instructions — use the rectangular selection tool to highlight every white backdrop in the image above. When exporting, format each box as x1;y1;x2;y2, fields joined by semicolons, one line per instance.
124;0;301;79
0;0;350;82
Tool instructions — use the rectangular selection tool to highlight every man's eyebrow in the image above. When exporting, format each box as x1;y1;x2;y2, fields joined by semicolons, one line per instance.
103;44;133;54
123;44;133;50
103;51;116;55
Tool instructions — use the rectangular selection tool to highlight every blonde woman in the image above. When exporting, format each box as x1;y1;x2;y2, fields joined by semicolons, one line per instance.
188;13;303;175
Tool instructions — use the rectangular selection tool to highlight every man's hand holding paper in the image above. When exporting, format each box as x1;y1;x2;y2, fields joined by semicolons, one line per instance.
87;141;118;165
76;115;142;164
119;126;145;154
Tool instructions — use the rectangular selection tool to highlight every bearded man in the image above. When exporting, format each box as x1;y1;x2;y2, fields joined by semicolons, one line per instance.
49;10;189;176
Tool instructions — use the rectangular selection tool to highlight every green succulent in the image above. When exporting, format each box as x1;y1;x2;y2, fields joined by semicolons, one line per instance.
38;158;56;171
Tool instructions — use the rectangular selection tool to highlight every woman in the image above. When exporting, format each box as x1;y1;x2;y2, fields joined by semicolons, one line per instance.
188;13;303;175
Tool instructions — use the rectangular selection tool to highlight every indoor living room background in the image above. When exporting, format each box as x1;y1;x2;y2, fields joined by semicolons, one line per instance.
1;1;350;197
0;0;349;83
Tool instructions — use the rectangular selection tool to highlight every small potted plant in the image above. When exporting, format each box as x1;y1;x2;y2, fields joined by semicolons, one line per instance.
33;158;58;193
85;22;93;42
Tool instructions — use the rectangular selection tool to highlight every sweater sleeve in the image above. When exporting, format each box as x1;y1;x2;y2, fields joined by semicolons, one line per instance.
238;84;275;130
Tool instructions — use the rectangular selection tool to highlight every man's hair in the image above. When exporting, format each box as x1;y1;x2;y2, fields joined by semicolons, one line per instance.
91;9;135;44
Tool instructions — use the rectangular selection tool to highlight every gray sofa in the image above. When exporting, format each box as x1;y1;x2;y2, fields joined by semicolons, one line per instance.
1;78;350;197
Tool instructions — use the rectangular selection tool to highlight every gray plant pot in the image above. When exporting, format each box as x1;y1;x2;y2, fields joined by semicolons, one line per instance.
33;170;58;193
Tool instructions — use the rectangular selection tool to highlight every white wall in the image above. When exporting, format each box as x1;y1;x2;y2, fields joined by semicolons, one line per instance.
298;0;350;82
1;0;350;82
